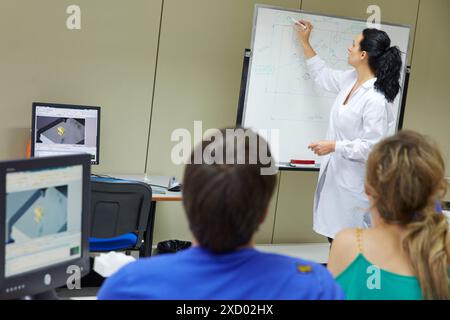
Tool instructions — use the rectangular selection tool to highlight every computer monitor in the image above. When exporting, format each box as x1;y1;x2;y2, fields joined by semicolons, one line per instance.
0;154;91;299
31;103;101;165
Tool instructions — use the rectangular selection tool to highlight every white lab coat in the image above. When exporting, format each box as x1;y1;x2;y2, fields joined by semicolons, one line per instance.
306;55;395;239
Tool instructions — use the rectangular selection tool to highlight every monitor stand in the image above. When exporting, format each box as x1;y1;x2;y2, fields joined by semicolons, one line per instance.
22;289;58;300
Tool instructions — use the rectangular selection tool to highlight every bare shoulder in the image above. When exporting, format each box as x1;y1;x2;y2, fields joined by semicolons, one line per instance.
332;228;360;259
327;228;361;277
334;228;359;242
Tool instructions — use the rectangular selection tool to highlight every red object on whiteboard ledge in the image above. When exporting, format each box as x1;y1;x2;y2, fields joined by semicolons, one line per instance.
290;159;315;165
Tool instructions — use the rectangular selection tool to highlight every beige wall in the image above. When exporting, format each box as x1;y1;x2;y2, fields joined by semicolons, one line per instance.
147;0;301;244
0;0;162;173
402;0;450;201
1;1;449;245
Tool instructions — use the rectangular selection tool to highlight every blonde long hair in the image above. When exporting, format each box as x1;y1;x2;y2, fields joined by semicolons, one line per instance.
366;130;450;299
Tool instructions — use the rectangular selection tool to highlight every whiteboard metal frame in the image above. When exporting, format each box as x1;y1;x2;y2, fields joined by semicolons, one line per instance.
240;4;412;171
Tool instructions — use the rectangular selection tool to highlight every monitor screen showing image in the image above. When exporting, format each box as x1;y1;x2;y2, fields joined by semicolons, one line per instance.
0;154;90;300
32;103;100;164
5;165;83;278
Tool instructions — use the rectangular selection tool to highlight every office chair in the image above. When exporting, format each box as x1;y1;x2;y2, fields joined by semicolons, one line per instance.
89;178;155;257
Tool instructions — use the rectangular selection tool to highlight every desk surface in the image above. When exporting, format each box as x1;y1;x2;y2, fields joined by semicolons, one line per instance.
108;174;182;202
255;243;330;264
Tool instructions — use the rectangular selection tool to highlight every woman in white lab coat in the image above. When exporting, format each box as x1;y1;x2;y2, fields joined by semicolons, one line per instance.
296;21;402;241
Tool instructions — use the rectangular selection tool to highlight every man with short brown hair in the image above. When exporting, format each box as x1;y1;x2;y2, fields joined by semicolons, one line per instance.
98;128;344;300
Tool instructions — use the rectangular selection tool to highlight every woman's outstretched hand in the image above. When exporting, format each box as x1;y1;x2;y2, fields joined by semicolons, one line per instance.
296;20;316;59
297;20;313;45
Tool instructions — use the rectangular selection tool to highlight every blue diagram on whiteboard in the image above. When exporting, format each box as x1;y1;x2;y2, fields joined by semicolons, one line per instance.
253;13;368;122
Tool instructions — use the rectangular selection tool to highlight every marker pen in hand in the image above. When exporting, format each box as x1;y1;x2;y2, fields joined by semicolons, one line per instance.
290;17;307;30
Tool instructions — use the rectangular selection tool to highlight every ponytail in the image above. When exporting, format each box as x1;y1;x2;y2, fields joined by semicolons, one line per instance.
374;46;402;102
360;29;403;102
403;209;450;300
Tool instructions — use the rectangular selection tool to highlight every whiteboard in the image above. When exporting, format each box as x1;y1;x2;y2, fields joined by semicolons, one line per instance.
242;5;411;169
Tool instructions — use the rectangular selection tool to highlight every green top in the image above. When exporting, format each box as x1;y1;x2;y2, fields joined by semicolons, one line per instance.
336;253;423;300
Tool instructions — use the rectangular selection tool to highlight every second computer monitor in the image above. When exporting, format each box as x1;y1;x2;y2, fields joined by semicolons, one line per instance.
31;103;101;165
0;154;91;299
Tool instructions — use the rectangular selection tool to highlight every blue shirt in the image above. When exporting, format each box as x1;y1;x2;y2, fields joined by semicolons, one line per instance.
436;201;443;213
97;247;344;300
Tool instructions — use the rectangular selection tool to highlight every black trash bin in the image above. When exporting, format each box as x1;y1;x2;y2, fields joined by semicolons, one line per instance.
155;240;192;255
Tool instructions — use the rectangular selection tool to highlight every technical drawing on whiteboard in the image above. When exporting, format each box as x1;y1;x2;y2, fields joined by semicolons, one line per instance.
242;6;410;167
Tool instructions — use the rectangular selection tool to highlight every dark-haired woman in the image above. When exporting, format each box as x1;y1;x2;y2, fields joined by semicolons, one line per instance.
296;22;403;241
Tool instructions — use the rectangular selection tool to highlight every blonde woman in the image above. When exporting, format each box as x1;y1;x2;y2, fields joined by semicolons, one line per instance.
327;130;450;299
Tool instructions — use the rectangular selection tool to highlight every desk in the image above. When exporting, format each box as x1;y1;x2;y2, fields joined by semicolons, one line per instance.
152;188;183;202
107;174;182;256
109;174;182;201
255;244;330;264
